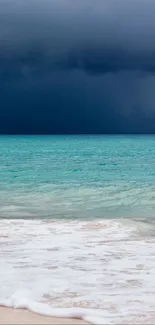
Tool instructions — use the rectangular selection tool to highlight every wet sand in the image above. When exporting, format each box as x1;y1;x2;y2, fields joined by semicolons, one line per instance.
0;307;88;325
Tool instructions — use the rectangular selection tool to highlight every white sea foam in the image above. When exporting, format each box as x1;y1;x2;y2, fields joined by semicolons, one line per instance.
1;218;155;324
0;296;111;324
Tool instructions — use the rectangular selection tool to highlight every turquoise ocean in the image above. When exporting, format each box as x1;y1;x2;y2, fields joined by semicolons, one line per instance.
1;135;155;324
1;135;155;219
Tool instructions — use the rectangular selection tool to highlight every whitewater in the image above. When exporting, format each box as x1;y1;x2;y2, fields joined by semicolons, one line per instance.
1;135;155;323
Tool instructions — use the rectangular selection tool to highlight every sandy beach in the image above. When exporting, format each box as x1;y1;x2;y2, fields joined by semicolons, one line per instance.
0;307;88;324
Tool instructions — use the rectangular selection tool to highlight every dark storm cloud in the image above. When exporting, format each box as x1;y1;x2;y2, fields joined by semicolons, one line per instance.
1;0;155;134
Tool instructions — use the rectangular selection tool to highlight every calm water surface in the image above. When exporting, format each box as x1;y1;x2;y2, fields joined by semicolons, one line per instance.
0;135;155;220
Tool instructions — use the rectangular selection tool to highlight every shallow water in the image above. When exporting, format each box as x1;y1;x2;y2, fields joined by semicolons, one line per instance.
1;218;155;324
1;135;155;323
0;135;155;219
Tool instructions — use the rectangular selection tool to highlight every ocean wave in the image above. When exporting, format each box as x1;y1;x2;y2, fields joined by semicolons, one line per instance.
1;219;155;323
0;294;111;325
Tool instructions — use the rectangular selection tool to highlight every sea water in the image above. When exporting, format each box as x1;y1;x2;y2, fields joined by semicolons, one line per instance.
1;135;155;323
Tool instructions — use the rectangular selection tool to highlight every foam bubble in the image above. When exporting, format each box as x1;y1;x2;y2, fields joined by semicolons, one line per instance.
1;218;155;324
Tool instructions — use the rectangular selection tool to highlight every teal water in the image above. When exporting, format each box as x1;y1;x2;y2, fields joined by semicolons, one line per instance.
1;135;155;219
1;135;155;322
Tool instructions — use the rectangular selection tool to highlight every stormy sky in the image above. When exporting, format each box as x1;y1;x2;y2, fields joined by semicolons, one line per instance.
1;0;155;134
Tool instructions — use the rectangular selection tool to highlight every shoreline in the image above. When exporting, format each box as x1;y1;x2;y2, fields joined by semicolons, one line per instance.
0;307;88;325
